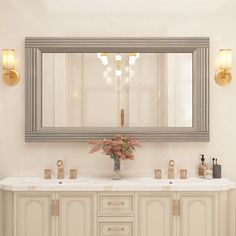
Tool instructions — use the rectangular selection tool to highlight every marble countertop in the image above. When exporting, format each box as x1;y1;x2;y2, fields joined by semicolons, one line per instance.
0;177;235;192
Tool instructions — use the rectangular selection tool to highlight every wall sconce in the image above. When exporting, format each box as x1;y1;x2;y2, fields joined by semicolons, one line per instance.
215;49;232;86
2;49;20;86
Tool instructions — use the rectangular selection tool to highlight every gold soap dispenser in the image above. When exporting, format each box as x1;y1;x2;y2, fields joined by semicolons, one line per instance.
198;154;206;178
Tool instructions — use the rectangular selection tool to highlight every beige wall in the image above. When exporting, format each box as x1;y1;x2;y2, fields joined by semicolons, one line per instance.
0;0;236;180
0;190;2;236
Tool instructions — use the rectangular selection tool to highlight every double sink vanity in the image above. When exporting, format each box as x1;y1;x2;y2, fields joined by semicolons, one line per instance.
0;176;235;236
0;37;234;236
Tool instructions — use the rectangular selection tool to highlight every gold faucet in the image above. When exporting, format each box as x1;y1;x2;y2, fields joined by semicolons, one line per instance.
56;160;64;179
168;160;175;179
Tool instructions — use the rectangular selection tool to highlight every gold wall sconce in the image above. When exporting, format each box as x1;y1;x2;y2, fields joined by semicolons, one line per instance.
2;49;20;86
215;49;232;86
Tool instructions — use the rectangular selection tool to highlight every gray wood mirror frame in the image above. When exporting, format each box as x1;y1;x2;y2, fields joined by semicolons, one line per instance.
25;37;209;142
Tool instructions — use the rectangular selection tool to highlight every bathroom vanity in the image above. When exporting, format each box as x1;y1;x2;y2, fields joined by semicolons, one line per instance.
0;177;234;236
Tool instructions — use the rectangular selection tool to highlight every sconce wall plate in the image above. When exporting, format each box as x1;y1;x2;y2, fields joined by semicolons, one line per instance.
2;70;20;86
215;69;232;86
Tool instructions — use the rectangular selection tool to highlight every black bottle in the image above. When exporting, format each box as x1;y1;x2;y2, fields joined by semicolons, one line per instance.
212;158;222;178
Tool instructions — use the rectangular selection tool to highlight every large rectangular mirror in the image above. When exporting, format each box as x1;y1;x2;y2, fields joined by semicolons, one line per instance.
25;38;209;141
42;53;192;128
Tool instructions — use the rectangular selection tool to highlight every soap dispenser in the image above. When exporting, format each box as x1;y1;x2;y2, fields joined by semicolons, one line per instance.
198;154;206;178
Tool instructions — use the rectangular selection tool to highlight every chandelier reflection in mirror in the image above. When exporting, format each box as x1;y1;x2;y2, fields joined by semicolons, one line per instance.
97;53;140;83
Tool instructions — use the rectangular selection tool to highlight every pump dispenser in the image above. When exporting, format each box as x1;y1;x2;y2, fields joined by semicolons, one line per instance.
198;154;206;177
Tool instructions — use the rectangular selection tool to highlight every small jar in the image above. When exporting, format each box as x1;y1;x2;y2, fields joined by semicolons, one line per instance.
204;169;213;179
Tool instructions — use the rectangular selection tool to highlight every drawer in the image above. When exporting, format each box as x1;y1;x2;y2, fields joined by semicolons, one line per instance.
98;217;134;236
98;193;135;216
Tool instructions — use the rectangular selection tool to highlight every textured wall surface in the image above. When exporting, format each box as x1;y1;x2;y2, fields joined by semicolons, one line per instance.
0;0;236;181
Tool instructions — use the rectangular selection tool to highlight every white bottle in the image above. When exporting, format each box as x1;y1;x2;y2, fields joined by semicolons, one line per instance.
204;157;213;179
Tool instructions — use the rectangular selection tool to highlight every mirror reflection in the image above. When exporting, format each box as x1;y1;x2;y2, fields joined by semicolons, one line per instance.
42;53;192;128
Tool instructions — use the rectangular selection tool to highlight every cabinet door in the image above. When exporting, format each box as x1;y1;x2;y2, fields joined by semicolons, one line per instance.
58;192;96;236
139;193;174;236
179;193;215;236
15;192;52;236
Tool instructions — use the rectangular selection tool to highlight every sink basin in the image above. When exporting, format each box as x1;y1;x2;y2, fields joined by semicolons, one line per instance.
42;178;89;185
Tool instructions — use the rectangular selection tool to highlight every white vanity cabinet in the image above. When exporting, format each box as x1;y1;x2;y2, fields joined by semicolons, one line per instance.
14;192;52;236
179;193;215;236
13;192;96;236
139;192;216;236
58;192;96;236
0;177;235;236
12;191;233;236
139;192;174;236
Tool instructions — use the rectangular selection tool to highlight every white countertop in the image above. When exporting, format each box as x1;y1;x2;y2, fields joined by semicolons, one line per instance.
0;177;235;192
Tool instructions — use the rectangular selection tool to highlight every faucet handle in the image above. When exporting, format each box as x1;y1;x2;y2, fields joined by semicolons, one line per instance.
56;160;63;167
169;160;175;167
70;169;77;179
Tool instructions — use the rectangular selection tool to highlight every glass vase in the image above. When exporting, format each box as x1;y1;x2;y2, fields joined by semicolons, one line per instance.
113;157;121;180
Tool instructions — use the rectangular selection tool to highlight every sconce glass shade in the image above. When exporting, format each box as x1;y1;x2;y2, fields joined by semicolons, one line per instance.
2;49;15;70
97;53;109;65
218;49;232;70
129;53;140;65
129;53;136;65
115;54;122;62
100;53;108;65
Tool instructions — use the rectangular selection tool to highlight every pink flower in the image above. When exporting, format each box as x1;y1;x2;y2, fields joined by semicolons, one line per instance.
88;135;140;161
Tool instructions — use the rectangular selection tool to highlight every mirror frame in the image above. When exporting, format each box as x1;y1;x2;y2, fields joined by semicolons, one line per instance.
25;37;209;142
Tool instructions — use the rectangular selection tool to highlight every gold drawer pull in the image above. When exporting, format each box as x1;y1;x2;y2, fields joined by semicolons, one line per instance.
108;227;125;231
107;201;125;205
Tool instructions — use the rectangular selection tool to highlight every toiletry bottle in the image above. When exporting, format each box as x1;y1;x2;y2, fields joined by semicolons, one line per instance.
213;158;222;178
204;157;213;179
198;154;206;177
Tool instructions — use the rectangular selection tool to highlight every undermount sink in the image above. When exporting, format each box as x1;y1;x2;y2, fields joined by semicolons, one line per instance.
42;178;89;184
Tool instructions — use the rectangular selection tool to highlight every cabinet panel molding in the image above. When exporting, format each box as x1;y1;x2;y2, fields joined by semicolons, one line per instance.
178;192;215;236
14;192;52;236
138;192;174;236
58;192;96;236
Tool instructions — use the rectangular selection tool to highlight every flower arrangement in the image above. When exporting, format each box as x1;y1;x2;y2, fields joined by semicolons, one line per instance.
89;135;140;161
